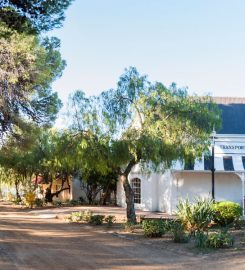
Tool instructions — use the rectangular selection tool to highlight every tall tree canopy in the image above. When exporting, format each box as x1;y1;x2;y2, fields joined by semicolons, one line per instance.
101;67;221;222
0;0;73;138
0;23;63;137
0;0;74;33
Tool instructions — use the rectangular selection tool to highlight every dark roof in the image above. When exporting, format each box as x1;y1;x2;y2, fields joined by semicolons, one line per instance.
212;97;245;134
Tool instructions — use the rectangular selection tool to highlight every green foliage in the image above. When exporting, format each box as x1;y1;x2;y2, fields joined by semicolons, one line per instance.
207;231;234;248
101;67;221;223
12;197;22;205
24;191;36;208
123;222;139;232
0;0;74;33
177;197;215;233
0;23;63;137
34;198;44;208
67;212;83;223
82;209;93;222
69;199;80;206
195;232;208;248
142;219;165;238
170;221;190;243
105;215;116;226
90;215;105;225
53;200;62;207
213;201;243;227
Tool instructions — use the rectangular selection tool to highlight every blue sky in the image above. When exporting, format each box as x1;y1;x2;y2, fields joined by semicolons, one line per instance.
50;0;245;105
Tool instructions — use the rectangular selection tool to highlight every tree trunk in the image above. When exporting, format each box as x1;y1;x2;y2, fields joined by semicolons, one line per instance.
121;174;137;224
102;185;110;205
120;157;139;224
45;187;53;203
14;180;21;201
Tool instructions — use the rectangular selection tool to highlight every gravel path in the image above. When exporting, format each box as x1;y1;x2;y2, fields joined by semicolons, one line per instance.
0;203;244;270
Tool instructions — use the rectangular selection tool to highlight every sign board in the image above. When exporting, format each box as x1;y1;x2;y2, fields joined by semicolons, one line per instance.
214;141;245;155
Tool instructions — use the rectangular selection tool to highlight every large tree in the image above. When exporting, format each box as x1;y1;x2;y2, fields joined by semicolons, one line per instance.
0;0;74;33
0;23;63;138
101;67;221;223
66;91;118;204
0;0;73;138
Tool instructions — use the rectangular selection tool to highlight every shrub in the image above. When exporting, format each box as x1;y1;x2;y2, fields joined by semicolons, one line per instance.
213;201;243;227
123;222;139;232
53;200;62;207
195;231;208;248
142;219;165;237
105;215;116;226
67;212;83;222
177;197;215;233
162;219;174;232
207;230;234;248
24;191;36;208
90;215;105;225
82;209;93;222
69;199;80;206
34;198;44;207
170;221;190;243
12;197;22;205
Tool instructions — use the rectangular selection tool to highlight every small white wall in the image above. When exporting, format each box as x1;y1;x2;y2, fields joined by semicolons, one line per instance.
71;176;86;201
130;164;163;211
158;170;172;213
116;164;161;211
171;172;243;213
215;173;242;205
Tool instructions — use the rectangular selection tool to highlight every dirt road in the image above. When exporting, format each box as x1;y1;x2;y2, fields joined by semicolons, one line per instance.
0;204;244;270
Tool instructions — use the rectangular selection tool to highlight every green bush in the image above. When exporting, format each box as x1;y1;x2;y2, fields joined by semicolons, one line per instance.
170;221;190;243
90;215;105;225
53;200;62;207
207;230;234;248
69;199;80;206
123;222;139;232
105;215;116;226
195;231;208;248
213;201;243;227
82;209;93;222
34;198;44;207
142;219;165;237
163;219;175;232
67;211;83;222
177;197;215;233
12;197;22;205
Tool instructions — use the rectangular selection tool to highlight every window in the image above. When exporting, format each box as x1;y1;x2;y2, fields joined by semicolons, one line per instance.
131;178;141;204
204;155;212;170
223;156;234;171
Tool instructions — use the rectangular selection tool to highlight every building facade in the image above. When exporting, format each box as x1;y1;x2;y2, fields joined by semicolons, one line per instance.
117;97;245;215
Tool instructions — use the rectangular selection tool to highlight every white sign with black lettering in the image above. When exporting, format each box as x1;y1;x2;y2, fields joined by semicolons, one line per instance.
214;141;245;154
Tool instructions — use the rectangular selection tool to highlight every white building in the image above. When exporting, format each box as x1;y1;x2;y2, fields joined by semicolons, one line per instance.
117;97;245;215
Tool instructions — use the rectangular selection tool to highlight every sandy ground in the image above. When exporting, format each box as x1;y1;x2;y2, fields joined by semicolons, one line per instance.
0;203;244;270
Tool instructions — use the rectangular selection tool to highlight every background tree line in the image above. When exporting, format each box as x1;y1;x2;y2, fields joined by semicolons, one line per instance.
0;1;221;223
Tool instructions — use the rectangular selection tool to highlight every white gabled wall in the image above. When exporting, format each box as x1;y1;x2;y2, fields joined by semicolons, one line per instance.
128;164;158;211
116;166;244;214
116;164;161;211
